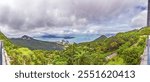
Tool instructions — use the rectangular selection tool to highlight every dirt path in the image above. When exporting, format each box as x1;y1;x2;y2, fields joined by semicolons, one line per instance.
106;53;117;60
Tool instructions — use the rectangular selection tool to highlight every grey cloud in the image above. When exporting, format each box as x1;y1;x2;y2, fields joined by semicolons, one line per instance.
0;0;147;37
69;0;140;23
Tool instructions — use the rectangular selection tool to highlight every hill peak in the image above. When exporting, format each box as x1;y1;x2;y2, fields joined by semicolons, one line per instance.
21;35;33;40
94;35;107;41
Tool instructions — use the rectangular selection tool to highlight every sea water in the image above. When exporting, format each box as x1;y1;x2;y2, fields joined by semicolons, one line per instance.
35;34;101;43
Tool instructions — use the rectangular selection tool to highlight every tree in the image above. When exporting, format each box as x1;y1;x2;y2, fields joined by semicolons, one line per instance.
121;46;142;65
110;42;118;50
107;57;124;65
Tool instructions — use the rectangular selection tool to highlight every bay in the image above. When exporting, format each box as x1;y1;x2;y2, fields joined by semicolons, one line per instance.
35;34;101;43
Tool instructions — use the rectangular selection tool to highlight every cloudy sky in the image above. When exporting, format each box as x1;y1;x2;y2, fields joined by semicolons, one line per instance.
0;0;148;37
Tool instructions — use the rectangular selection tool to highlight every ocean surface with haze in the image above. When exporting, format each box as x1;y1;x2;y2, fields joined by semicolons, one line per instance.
35;34;114;43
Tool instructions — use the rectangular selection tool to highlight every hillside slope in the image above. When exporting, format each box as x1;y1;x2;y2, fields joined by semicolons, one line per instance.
10;35;64;50
0;31;15;51
51;27;148;65
0;27;149;65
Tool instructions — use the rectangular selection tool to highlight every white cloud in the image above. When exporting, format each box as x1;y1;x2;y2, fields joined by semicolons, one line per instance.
131;10;147;27
0;0;148;37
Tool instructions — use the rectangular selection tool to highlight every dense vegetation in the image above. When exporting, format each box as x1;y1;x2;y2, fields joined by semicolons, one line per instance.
0;27;149;65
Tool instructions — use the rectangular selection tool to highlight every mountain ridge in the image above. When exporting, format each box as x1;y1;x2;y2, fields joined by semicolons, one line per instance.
10;35;64;50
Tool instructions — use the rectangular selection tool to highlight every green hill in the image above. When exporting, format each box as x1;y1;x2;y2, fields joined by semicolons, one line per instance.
0;27;150;65
50;27;148;65
0;31;16;51
10;35;64;50
94;35;107;41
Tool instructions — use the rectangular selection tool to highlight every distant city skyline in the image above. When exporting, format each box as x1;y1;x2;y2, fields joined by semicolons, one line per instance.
0;0;147;38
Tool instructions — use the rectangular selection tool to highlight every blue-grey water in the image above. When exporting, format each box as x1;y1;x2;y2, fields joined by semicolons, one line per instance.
35;34;101;43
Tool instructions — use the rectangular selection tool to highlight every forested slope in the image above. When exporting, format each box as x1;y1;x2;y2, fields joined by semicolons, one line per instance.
0;27;149;65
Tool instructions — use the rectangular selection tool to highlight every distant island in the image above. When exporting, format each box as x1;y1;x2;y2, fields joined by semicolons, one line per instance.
41;34;75;39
